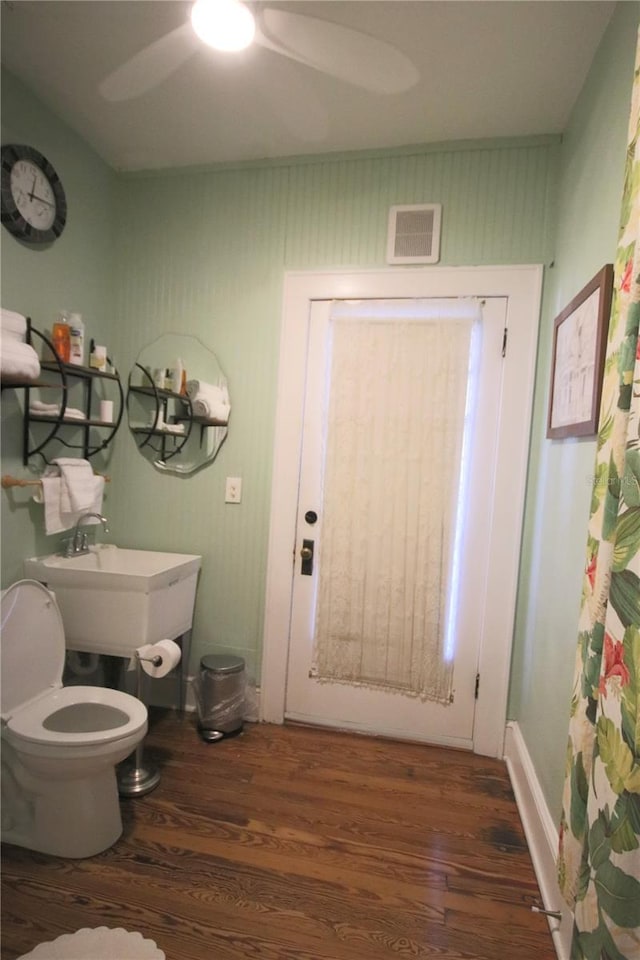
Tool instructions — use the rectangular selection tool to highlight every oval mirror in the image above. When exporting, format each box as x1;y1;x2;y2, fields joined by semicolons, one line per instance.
127;333;229;475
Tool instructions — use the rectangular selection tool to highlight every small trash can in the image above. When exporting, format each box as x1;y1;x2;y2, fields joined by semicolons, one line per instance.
196;654;245;742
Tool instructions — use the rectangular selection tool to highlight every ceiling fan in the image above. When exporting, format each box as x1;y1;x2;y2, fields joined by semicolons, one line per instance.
99;0;419;103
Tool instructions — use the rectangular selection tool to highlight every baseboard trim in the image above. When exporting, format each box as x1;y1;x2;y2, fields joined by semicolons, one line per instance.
503;721;573;960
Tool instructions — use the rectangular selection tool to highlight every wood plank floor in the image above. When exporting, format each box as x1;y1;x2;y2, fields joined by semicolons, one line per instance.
1;711;556;960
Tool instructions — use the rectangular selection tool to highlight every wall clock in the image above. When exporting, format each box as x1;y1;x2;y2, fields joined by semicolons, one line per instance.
1;144;67;244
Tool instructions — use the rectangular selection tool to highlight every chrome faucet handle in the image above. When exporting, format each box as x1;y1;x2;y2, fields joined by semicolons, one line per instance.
67;512;109;556
59;536;75;557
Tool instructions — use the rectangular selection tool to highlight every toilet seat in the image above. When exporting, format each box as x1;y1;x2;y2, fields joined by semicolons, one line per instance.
1;580;146;747
5;685;147;747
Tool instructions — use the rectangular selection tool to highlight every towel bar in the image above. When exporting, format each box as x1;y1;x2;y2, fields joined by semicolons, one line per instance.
1;473;111;488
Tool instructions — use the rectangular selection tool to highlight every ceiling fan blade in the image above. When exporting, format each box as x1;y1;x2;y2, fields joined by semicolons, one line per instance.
99;23;198;102
255;8;419;95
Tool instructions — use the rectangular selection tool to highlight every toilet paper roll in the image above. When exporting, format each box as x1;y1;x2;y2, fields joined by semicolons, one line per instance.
136;639;182;678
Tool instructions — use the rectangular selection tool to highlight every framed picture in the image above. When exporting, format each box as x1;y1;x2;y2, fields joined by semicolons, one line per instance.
547;264;614;439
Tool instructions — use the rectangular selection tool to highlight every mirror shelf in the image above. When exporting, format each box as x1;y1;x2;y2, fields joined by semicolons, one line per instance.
127;334;229;475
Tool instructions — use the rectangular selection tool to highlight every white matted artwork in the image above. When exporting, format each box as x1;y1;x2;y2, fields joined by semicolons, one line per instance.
547;265;613;439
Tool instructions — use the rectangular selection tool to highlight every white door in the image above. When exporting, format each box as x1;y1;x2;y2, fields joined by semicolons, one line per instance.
284;296;507;749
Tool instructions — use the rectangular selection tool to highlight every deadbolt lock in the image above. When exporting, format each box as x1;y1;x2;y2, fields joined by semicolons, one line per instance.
300;539;314;575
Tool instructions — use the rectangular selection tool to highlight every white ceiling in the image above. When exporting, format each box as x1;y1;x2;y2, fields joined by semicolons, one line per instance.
1;0;615;172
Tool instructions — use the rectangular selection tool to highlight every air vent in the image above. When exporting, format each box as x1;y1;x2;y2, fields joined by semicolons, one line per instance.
387;203;442;264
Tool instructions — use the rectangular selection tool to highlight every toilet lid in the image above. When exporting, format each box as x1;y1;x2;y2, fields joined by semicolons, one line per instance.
1;580;65;718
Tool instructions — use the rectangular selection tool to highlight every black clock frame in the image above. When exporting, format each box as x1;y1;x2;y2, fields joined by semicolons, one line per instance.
1;143;67;244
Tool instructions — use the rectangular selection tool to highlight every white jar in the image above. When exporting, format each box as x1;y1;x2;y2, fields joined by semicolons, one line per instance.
90;345;107;371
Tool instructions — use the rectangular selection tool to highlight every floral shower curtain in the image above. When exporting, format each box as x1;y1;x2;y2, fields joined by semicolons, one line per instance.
558;33;640;960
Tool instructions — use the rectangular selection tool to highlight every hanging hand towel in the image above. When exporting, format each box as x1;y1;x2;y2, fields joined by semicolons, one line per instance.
52;457;103;513
34;469;105;536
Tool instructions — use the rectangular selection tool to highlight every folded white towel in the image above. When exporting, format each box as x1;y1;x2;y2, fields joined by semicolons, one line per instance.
0;339;40;380
52;457;101;512
34;466;105;535
192;398;231;423
1;308;27;341
29;400;86;420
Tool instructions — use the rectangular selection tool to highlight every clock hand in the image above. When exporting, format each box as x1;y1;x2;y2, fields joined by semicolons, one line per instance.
28;191;54;207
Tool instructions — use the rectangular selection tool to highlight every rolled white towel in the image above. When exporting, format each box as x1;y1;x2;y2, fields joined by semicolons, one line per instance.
192;398;231;423
186;380;226;402
1;308;27;341
186;378;206;400
192;397;209;417
0;339;40;380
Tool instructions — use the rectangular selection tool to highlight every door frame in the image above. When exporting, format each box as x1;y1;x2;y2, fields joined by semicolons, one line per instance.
260;265;543;758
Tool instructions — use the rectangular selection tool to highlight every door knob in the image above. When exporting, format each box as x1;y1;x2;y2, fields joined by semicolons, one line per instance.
300;546;313;560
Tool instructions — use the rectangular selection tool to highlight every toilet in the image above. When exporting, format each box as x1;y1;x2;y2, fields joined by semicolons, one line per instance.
1;579;148;858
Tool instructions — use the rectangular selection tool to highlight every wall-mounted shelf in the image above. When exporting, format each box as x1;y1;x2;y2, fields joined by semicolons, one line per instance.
4;320;125;465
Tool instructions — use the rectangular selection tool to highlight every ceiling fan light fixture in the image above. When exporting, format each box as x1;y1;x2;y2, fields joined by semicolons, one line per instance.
191;0;255;52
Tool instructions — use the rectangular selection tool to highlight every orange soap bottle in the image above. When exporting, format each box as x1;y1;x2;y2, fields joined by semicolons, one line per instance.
52;315;71;363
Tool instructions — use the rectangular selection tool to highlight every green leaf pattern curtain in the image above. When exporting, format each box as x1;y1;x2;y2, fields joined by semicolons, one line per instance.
558;32;640;960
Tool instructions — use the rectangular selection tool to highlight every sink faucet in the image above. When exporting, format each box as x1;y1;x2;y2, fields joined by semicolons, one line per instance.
64;512;109;557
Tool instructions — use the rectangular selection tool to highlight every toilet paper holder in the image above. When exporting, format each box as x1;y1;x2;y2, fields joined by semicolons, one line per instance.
138;653;162;667
116;650;162;798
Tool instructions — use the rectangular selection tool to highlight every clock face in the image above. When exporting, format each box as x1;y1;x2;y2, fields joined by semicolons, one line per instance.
10;159;57;231
1;144;67;243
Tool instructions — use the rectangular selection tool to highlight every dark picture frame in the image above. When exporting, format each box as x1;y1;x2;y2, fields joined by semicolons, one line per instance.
547;264;614;439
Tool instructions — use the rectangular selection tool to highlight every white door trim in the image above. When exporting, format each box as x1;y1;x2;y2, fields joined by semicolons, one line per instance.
261;265;543;758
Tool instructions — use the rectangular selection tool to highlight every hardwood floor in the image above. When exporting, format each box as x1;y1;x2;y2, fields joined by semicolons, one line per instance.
1;711;556;960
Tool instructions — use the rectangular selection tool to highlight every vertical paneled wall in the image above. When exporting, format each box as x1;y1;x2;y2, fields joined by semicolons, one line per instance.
0;69;116;585
284;142;557;268
111;165;290;679
108;137;558;681
509;1;639;820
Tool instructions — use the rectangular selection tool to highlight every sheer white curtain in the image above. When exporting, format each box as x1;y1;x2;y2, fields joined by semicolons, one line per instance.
311;299;479;704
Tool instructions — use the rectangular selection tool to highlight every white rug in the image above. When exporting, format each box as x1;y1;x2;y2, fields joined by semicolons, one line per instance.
17;927;165;959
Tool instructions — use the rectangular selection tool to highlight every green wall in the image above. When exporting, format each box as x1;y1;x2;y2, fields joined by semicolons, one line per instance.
107;137;558;681
1;3;637;827
1;101;559;681
1;68;116;584
510;1;639;819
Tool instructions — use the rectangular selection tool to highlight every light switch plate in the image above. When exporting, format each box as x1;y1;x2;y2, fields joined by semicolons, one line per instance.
225;477;242;503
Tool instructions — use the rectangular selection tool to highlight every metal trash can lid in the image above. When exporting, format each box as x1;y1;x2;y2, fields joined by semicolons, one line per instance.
200;654;245;675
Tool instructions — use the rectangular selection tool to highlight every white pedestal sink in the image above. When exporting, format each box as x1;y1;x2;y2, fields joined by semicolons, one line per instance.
24;544;201;658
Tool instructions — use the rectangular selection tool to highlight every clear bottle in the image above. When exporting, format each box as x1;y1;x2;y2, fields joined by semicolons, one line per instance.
68;313;85;366
51;312;71;363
